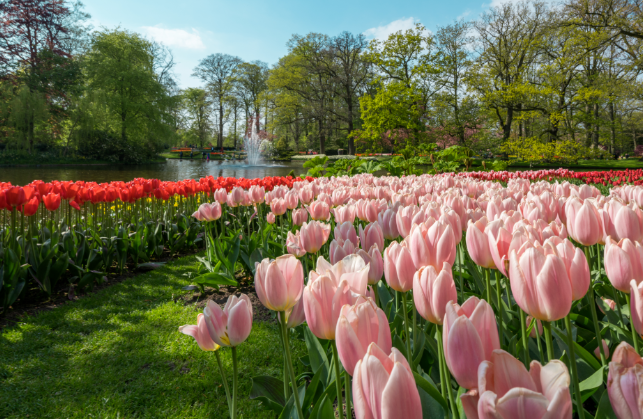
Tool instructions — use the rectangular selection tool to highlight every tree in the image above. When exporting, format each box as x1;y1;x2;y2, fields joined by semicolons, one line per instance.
182;88;212;148
84;29;174;161
469;1;548;140
192;53;242;149
236;60;268;131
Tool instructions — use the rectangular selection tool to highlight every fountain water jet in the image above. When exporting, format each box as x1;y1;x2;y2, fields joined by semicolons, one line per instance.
244;119;263;166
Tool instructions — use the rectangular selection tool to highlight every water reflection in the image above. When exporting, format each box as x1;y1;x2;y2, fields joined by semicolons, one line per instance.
0;159;306;185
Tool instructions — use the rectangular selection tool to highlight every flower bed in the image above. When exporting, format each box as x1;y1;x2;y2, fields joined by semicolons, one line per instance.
0;170;641;418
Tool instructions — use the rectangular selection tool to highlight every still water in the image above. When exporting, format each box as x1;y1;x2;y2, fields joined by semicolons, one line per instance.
0;159;306;185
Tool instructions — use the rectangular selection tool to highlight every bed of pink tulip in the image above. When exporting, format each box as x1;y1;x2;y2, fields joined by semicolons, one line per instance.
178;172;643;419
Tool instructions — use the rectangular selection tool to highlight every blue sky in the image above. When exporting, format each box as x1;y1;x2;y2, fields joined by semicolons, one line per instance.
83;0;504;88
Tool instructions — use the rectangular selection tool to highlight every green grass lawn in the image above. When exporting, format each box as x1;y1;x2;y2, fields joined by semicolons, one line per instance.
0;254;304;418
495;158;643;170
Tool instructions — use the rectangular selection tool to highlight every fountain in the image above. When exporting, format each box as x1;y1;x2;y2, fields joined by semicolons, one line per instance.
244;119;263;166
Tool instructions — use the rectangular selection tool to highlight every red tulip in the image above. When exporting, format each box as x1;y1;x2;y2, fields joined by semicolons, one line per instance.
22;196;39;216
6;186;26;207
43;193;61;211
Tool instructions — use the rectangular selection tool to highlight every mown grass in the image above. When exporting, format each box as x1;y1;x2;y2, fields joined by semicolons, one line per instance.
0;254;304;418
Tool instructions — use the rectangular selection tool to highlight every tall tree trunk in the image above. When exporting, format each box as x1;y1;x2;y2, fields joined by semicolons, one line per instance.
347;96;355;155
318;118;325;154
610;101;616;154
233;106;238;151
219;101;224;150
585;104;592;147
593;103;600;148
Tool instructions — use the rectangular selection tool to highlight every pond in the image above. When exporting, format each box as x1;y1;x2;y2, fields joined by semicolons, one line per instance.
0;159;306;185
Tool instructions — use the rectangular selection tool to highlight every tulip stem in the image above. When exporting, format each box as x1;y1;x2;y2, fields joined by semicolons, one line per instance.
401;293;412;361
435;326;448;403
612;287;625;329
519;309;530;367
372;283;380;308
280;312;305;419
231;346;239;419
457;242;464;302
485;268;491;306
495;270;504;346
583;246;606;366
626;294;640;354
214;350;232;417
564;315;586;419
437;325;458;417
331;341;345;419
344;371;352;418
532;318;545;362
542;321;554;362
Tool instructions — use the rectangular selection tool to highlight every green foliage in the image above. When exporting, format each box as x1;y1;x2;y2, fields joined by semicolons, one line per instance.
501;137;613;167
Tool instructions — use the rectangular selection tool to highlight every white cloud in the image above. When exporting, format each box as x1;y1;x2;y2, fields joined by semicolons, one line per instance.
363;17;422;41
141;26;205;50
457;10;472;20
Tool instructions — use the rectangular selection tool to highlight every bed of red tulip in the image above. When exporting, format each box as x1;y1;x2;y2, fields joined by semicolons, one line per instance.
1;169;641;418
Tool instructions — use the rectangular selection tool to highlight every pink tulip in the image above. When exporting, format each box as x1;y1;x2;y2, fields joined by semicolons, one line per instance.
193;202;222;222
359;221;384;253
476;350;572;419
487;220;512;276
306;200;331;221
303;274;353;340
329;238;356;264
444;297;500;389
248;185;265;204
332;189;350;206
335;221;359;247
607;342;643;418
292;208;308;226
203;295;253;347
379;208;400;240
407;218;456;271
357;244;384;284
353;343;423;419
270;198;287;216
357;199;380;223
595;340;610;360
179;313;219;351
336;297;392;375
441;207;463;244
229;187;245;207
298;185;314;204
313;254;370;296
286;231;306;257
284;190;299;210
214;188;227;204
605;237;643;292
384;241;416;292
508;245;572;321
599;297;617;314
413;262;457;325
396;205;420;237
332;204;356;224
615;202;643;242
278;297;306;328
300;221;331;253
542;238;589;301
266;212;276;224
467;218;495;269
541;219;567;241
565;197;603;246
255;255;304;312
631;279;643;338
